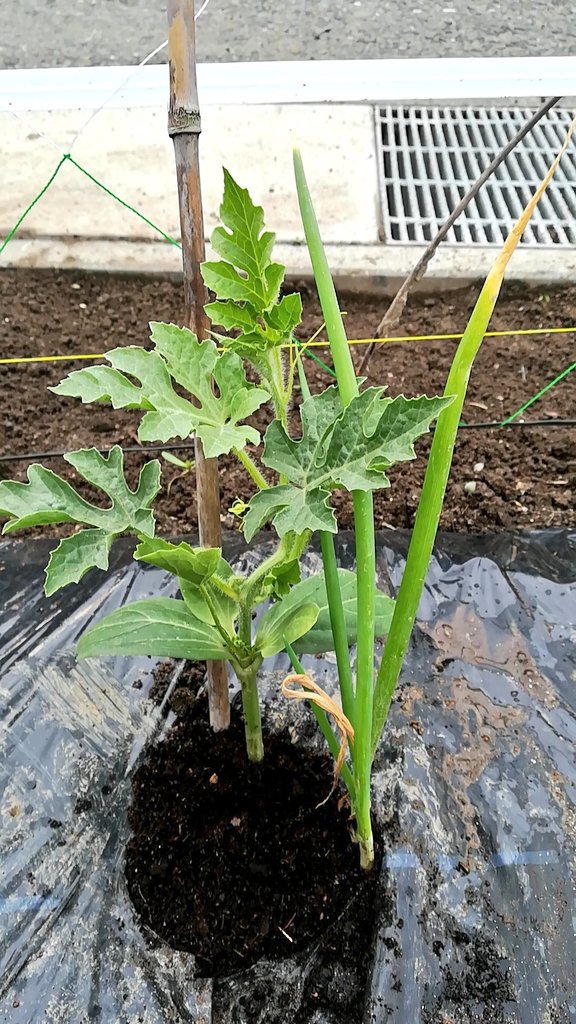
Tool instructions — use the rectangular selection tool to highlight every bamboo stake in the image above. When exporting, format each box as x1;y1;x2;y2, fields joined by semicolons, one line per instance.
167;0;230;731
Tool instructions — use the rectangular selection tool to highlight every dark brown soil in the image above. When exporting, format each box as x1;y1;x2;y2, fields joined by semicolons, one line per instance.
0;267;574;535
125;687;379;981
147;656;206;711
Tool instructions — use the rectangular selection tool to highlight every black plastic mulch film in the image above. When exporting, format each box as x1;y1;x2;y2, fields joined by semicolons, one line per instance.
0;530;575;1024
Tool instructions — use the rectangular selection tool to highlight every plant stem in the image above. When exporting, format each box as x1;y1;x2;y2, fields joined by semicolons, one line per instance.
238;602;253;646
370;116;576;760
359;833;374;871
199;584;234;646
264;347;289;431
237;661;264;762
319;532;356;730
294;148;375;869
264;347;290;483
285;335;297;399
236;604;264;762
350;491;375;868
232;446;268;490
241;531;309;608
298;351;356;732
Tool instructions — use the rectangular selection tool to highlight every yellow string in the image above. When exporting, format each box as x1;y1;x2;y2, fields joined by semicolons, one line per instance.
304;325;576;348
0;353;103;365
1;324;575;366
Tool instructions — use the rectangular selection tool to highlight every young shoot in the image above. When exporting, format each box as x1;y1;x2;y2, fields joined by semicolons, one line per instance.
162;450;195;495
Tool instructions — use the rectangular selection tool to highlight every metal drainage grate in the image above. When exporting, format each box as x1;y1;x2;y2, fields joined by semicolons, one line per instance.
377;105;576;246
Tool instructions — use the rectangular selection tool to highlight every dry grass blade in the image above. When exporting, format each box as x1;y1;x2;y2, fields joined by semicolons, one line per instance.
489;112;576;277
281;673;354;787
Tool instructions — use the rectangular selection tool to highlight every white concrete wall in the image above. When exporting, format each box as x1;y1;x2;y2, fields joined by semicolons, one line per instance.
1;104;380;272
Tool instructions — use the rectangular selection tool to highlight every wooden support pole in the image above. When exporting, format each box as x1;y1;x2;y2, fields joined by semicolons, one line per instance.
167;0;230;731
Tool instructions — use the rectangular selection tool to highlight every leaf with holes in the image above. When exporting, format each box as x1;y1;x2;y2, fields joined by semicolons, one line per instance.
51;323;269;456
0;446;161;595
244;387;453;539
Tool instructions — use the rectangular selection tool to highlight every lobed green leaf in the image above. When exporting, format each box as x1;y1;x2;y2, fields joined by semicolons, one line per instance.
264;293;303;335
45;529;112;597
244;484;335;541
52;324;269;457
244;387;453;538
201;169;302;363
0;449;160;535
0;446;161;596
205;169;283;306
204;300;257;333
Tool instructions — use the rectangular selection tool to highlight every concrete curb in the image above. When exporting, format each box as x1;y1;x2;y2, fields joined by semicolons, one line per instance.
6;238;576;295
4;58;576;110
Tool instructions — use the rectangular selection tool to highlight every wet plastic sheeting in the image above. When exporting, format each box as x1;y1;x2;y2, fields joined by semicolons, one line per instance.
0;531;575;1023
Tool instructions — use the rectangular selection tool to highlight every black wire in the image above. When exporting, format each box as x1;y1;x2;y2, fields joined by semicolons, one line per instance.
457;419;576;430
0;419;574;464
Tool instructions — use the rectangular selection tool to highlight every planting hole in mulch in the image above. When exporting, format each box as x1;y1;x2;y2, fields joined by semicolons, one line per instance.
125;686;381;979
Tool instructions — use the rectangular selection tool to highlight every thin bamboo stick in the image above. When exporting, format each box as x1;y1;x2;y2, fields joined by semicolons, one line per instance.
167;0;230;731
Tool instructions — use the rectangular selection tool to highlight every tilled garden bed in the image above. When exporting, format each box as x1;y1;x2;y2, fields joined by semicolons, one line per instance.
0;268;574;535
